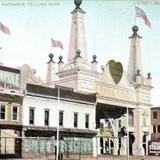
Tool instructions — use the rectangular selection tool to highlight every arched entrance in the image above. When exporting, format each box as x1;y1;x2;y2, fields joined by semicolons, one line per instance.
96;103;130;155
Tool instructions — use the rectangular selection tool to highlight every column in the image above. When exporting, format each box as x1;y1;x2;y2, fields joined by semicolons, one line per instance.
120;136;127;155
92;137;97;157
113;119;119;155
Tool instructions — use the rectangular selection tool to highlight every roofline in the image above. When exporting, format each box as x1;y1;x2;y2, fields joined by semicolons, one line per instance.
0;65;20;73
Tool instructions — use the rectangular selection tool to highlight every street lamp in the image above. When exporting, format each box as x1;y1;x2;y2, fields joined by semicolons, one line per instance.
56;86;60;160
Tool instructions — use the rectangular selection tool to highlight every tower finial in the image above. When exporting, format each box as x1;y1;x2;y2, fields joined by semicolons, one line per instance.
129;25;142;39
74;0;82;9
132;25;138;34
58;55;64;64
48;53;54;63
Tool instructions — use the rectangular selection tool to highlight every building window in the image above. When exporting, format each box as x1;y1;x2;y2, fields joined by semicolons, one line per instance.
85;114;89;129
29;108;35;125
59;111;63;126
0;104;5;120
158;125;160;133
153;125;156;133
44;110;49;126
153;111;158;119
12;106;18;121
74;113;78;128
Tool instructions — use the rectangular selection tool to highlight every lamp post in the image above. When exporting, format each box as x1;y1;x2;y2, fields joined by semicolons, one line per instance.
56;86;60;160
126;107;129;160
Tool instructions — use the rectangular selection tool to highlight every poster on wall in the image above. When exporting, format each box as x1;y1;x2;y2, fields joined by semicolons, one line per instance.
148;140;160;156
0;66;20;90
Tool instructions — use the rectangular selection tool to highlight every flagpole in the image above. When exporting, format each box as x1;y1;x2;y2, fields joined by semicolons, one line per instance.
147;52;150;73
93;35;95;55
0;47;2;65
56;86;60;160
50;47;52;53
127;107;129;160
134;14;137;26
134;3;137;25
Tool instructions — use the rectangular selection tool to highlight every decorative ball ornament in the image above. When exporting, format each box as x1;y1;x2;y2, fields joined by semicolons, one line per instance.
58;55;63;63
93;55;97;60
76;49;81;55
74;0;82;9
59;55;63;60
49;53;54;59
132;25;139;34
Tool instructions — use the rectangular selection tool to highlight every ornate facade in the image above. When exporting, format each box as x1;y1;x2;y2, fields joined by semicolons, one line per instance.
0;0;153;158
44;0;153;156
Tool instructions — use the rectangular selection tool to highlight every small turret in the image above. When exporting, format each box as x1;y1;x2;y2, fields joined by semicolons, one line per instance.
57;55;64;72
91;55;98;71
46;53;57;84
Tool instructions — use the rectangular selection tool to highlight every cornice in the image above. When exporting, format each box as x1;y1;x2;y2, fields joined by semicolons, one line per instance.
56;68;78;78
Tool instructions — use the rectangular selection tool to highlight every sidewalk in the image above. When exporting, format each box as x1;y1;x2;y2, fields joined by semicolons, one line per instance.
4;155;160;160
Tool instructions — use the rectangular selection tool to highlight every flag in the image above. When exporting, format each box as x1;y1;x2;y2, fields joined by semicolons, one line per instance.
135;6;151;28
51;38;63;49
0;22;11;35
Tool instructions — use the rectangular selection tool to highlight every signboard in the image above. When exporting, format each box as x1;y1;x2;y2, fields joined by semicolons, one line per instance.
148;140;160;156
0;65;20;90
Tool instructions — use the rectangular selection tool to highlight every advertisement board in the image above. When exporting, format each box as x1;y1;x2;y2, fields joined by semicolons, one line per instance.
0;65;20;90
148;140;160;156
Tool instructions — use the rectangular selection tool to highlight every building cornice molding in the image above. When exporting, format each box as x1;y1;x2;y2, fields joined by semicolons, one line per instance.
56;68;78;78
26;92;95;106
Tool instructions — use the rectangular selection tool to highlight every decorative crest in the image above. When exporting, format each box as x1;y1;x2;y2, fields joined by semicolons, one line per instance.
108;60;123;84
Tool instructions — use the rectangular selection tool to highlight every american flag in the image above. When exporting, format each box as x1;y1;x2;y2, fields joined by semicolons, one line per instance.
135;6;151;28
0;22;11;35
51;38;63;49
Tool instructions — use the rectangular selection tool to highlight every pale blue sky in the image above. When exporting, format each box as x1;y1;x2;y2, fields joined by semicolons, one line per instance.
0;0;160;106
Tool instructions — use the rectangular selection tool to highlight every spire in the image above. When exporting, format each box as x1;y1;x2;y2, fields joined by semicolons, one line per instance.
127;25;143;82
67;0;87;63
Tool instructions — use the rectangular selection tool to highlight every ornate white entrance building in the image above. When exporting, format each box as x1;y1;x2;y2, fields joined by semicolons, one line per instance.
44;0;153;156
0;0;153;158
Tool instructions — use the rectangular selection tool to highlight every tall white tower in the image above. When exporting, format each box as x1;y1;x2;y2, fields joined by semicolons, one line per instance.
55;0;99;93
127;25;143;83
68;0;87;63
127;26;153;156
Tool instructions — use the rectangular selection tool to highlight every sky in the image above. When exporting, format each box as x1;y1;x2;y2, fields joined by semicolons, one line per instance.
0;0;160;106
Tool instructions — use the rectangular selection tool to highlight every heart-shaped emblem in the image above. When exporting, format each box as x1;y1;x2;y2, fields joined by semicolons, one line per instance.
108;60;123;84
